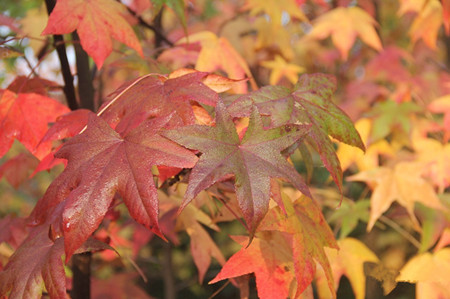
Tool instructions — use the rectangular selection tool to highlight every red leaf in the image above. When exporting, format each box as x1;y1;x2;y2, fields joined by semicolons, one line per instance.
0;90;70;159
99;72;219;132
0;226;66;299
0;152;39;188
42;0;143;68
0;215;28;249
209;233;296;299
30;114;198;260
7;76;59;96
163;102;311;234
40;109;91;143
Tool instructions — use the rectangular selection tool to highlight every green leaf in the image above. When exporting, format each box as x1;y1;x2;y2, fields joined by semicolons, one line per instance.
163;101;311;234
227;73;364;193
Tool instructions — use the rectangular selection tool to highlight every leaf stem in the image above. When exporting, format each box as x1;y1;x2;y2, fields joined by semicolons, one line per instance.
378;215;421;249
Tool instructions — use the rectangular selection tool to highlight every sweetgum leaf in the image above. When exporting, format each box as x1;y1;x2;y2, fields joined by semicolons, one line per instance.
0;226;66;299
260;194;338;297
227;73;364;193
163;101;311;234
209;232;296;299
30;114;198;260
0;89;70;159
42;0;143;68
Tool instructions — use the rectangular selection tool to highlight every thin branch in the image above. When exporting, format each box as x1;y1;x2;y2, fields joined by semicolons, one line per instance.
208;280;230;299
119;0;174;47
378;215;421;249
44;0;78;110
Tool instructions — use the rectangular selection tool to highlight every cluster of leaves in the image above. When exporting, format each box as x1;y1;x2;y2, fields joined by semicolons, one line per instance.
1;0;450;298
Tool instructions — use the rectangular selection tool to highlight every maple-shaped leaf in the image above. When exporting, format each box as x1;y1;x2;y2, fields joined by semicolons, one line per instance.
7;76;59;96
176;32;255;93
210;232;296;299
0;89;70;159
259;194;338;297
317;238;379;299
42;0;143;68
397;248;450;299
260;55;306;85
0;225;66;299
227;73;365;193
398;0;443;49
99;71;219;132
163;102;311;234
0;215;28;249
348;162;446;231
40;109;91;143
368;100;421;142
30;114;198;260
306;6;382;59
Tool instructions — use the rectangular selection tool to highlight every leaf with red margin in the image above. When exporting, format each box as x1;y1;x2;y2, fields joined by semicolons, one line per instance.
0;90;70;159
30;114;198;260
259;194;338;297
0;225;66;299
163;102;311;235
227;73;365;194
42;0;143;68
209;232;296;299
99;71;219;132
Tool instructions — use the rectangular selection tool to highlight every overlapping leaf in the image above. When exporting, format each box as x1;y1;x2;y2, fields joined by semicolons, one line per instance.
30;114;198;260
163;102;311;234
99;71;219;132
259;195;338;297
227;73;364;193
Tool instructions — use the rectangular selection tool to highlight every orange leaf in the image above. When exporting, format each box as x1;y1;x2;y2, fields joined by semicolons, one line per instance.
42;0;143;68
209;233;296;299
408;0;443;49
177;32;255;93
0;90;70;159
307;7;382;60
243;0;308;26
348;162;445;231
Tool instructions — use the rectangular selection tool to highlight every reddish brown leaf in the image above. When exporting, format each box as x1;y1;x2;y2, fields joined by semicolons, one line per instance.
7;76;59;96
40;109;91;143
99;72;219;132
42;0;143;68
30;114;198;260
163;102;311;235
0;215;28;249
0;90;70;159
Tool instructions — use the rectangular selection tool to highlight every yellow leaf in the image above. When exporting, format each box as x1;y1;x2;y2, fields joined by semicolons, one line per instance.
337;118;394;172
397;248;450;298
317;238;379;299
243;0;307;27
413;137;450;193
348;162;445;231
20;5;49;53
177;31;255;93
260;55;305;85
409;0;443;49
307;7;382;60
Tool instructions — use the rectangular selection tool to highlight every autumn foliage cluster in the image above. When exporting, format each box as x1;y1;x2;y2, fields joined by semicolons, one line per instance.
1;0;450;298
